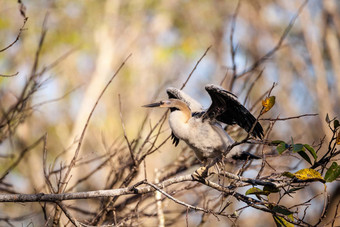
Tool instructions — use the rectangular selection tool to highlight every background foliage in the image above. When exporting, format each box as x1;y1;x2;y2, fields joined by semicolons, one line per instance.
0;0;339;226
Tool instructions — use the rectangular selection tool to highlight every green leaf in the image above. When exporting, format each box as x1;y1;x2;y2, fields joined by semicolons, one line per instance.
272;205;294;226
324;162;340;182
277;142;288;154
273;215;294;227
297;150;312;165
285;187;304;194
292;144;304;153
245;187;270;196
303;144;317;160
282;172;295;178
271;140;285;145
334;120;340;129
272;205;293;215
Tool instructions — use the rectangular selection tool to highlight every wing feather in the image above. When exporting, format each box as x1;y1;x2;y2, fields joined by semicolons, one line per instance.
204;84;263;139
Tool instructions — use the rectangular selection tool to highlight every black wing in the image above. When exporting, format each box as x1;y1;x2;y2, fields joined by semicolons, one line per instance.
166;87;203;112
203;84;263;139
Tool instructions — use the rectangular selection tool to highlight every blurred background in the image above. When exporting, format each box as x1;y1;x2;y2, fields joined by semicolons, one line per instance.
0;0;339;226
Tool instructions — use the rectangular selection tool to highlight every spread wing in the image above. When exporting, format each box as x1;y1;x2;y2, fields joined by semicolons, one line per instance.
166;88;204;146
203;84;263;139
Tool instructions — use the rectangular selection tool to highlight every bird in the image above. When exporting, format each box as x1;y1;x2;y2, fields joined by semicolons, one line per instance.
143;84;263;167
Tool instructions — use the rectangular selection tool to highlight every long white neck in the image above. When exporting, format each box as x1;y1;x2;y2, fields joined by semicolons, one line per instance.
169;99;191;122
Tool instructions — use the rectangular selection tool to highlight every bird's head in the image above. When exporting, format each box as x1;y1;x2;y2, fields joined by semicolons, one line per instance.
142;99;178;108
143;99;192;122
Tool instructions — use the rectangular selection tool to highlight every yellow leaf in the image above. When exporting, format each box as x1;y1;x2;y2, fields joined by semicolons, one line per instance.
262;96;276;113
273;215;294;227
336;132;340;145
294;168;325;183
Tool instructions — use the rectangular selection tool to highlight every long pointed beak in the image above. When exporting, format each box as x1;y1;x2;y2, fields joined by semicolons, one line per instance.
142;102;162;108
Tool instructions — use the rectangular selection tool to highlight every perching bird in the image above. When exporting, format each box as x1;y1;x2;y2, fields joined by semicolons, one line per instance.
143;84;263;165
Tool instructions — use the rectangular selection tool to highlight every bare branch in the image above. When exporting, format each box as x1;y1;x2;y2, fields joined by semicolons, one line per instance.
228;0;241;91
0;135;45;182
0;175;192;202
260;113;318;121
62;54;132;192
0;17;27;53
119;94;136;166
236;0;308;79
181;46;211;89
144;181;215;215
56;202;80;227
0;72;19;78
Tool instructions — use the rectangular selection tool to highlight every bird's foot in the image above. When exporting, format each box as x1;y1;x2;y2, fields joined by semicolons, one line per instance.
192;166;208;181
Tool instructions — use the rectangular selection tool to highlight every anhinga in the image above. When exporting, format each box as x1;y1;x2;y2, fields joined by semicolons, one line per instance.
143;84;263;166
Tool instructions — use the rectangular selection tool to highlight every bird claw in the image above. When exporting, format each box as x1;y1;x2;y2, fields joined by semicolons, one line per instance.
192;166;208;180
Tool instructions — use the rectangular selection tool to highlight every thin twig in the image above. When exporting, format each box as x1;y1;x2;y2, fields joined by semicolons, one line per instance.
56;202;80;227
0;17;27;53
0;72;19;78
228;0;241;91
331;199;340;227
243;69;264;105
144;181;214;214
181;46;211;89
260;113;318;121
0;135;45;182
42;133;55;194
61;54;132;192
119;94;136;166
235;0;308;79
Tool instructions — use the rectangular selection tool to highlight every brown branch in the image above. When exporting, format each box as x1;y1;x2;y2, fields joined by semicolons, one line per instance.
235;0;308;79
228;0;241;91
56;202;80;227
0;72;19;78
198;178;311;226
225;83;277;154
0;17;48;144
118;94;136;166
0;135;45;182
243;69;264;106
0;169;320;226
0;17;27;53
0;175;192;202
260;113;318;121
215;171;288;188
180;46;211;89
144;181;215;215
330;199;340;227
38;47;78;76
66;152;118;191
29;14;48;81
61;54;132;192
18;0;27;19
42;134;56;194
